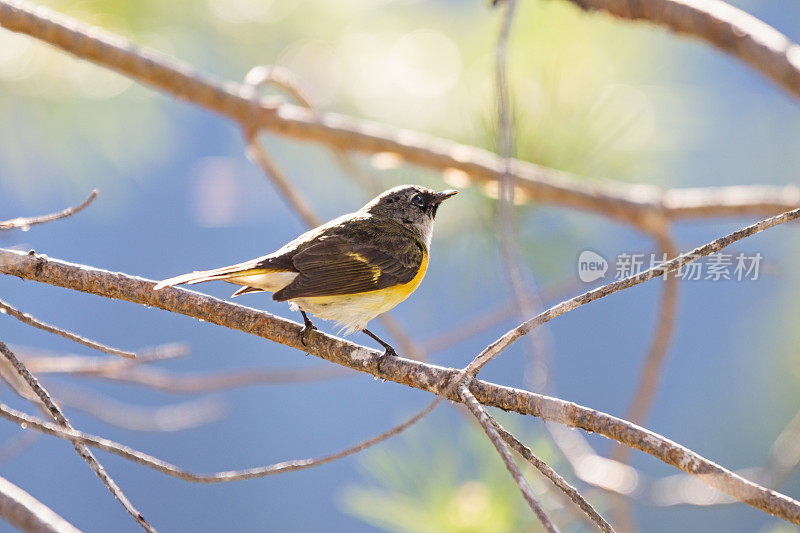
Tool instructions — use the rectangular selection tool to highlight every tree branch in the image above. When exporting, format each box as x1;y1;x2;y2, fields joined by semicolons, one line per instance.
0;298;135;358
0;340;154;531
463;208;800;377
0;189;97;231
0;475;80;533
0;398;440;482
495;422;615;533
567;0;800;100
2;247;799;523
458;383;559;533
0;1;797;231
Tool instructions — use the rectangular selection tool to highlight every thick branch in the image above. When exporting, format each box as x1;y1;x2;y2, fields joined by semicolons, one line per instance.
1;248;799;523
0;1;797;230
568;0;800;100
0;475;80;533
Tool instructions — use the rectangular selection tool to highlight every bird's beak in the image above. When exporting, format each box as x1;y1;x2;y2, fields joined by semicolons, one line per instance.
432;189;458;204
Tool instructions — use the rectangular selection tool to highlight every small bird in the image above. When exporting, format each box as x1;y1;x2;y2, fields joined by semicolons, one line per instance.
154;184;457;357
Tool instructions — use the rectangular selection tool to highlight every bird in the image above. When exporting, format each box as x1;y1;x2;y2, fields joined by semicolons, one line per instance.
153;184;457;358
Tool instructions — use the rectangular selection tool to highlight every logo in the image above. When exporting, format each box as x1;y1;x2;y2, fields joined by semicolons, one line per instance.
577;250;608;283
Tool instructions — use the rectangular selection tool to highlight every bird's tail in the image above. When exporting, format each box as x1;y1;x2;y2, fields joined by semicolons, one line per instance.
153;261;263;291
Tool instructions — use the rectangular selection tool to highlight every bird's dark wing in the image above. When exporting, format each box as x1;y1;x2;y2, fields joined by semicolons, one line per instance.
272;233;424;301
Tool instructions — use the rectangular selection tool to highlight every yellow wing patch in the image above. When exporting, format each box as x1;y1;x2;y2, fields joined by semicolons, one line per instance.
295;250;429;333
346;252;382;281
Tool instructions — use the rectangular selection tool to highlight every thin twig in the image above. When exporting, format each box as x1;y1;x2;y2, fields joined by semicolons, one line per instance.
464;208;800;378
242;126;320;228
0;397;440;482
67;364;350;393
0;189;97;230
494;421;615;532
0;340;154;532
48;385;226;432
0;298;135;358
3;235;800;522
244;65;383;195
492;3;590;528
0;2;797;229
458;382;559;532
494;4;614;515
16;342;188;375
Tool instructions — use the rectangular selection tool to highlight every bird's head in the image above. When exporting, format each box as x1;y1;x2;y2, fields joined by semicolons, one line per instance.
362;184;458;245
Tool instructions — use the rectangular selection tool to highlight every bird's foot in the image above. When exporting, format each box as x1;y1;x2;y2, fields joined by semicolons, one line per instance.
299;311;317;347
299;323;317;347
377;345;397;373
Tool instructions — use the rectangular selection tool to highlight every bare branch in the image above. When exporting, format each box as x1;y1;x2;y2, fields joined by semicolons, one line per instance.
17;343;187;375
2;227;800;522
244;65;383;195
0;475;80;533
0;2;797;229
0;340;154;532
48;385;226;432
242;127;321;229
0;298;135;358
67;364;350;393
464;208;800;377
458;382;559;533
495;422;615;533
0;189;97;231
491;3;589;526
0;398;440;482
567;0;800;100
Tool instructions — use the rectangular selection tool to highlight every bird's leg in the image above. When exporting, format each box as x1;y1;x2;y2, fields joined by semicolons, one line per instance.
362;328;397;371
299;311;317;347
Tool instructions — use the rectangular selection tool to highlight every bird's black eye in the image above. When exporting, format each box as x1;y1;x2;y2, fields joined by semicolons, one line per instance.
411;193;425;208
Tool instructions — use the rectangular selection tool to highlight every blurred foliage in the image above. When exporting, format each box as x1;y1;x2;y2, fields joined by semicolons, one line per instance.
0;0;690;287
341;415;596;533
0;0;680;203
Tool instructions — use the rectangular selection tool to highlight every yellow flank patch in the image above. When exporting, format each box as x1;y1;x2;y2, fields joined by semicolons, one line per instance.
295;249;429;332
355;249;429;307
347;252;382;281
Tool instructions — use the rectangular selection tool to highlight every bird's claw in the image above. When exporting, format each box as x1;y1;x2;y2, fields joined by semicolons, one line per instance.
299;324;317;347
377;346;397;373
